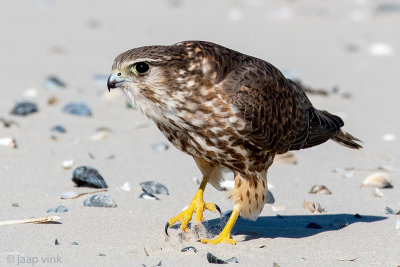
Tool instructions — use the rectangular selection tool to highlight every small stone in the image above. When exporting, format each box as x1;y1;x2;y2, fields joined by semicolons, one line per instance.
225;257;239;263
151;142;169;151
45;75;67;89
47;96;58;105
0;137;17;148
83;194;117;208
70;242;79;245
354;214;362;219
139;192;159;200
385;206;396;214
50;125;67;134
266;191;275;204
98;254;106;256
55;239;60;245
11;202;19;207
23;88;39;98
72;166;108;188
10;102;38;116
206;252;227;264
121;182;131;192
382;133;396;142
61;160;74;169
369;43;394;56
47;205;68;213
373;188;384;197
62;102;92;116
309;185;332;195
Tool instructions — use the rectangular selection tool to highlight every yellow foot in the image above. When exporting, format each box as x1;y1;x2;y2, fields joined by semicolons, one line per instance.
201;233;237;245
165;176;221;235
201;208;240;245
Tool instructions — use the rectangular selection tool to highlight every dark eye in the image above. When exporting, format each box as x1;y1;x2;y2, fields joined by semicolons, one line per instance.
134;62;150;74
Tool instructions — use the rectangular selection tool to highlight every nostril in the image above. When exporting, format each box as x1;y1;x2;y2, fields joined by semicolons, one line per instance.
117;72;121;76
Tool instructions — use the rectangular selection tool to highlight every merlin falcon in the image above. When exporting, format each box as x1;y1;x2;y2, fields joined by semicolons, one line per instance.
107;41;362;245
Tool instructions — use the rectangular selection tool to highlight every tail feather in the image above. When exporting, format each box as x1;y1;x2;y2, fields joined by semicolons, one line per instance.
332;130;363;149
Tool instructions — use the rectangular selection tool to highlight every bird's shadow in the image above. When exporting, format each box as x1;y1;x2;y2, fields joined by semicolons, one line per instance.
172;213;386;241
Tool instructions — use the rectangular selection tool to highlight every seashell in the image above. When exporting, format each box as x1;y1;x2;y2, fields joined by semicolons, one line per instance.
206;252;227;264
72;166;108;188
266;191;275;204
226;257;239;263
303;201;325;213
90;131;109;140
385;206;395;214
70;242;79;245
361;172;392;188
45;75;67;89
47;205;68;213
139;192;159;200
151;142;169;151
273;263;281;267
309;185;332;195
271;206;286;212
382;133;396;142
396;219;400;230
0;117;18;128
62;102;92;116
181;246;198;253
140;181;169;195
83;194;117;208
10;101;38;116
369;43;394;56
23;88;39;98
120;182;131;192
61;159;74;169
306;222;322;229
50;125;67;134
331;219;348;229
55;239;60;245
61;191;78;199
47;96;58;105
373;188;384;197
0;137;17;148
274;152;297;164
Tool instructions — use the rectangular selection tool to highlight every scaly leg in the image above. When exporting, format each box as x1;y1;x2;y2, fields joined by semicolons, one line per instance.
201;208;239;245
165;176;221;235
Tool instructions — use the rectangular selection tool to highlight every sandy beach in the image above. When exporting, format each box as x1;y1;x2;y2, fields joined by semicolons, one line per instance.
1;0;399;266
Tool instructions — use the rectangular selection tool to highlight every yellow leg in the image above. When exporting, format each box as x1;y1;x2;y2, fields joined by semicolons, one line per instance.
165;176;219;234
201;208;239;245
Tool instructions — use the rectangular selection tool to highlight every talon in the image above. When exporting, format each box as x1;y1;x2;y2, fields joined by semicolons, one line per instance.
215;204;222;219
165;222;169;236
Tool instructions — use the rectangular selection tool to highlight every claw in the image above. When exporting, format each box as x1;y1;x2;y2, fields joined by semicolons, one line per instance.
215;204;222;219
165;222;169;236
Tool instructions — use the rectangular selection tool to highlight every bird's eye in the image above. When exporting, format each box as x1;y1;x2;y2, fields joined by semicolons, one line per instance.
130;62;150;75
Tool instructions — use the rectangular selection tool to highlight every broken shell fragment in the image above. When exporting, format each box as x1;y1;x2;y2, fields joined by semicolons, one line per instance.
361;172;392;188
72;166;108;188
140;181;169;195
266;191;275;204
11;101;38;116
309;185;332;195
61;159;74;169
62;102;92;116
181;246;198;253
120;182;131;192
61;191;78;199
83;194;117;208
0;137;17;148
206;252;228;264
47;205;68;213
139;192;159;200
303;201;326;213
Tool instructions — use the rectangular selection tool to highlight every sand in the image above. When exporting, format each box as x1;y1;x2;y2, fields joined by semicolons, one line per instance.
0;0;399;266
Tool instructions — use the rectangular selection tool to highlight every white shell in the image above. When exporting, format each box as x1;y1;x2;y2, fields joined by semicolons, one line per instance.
120;182;131;192
369;43;394;56
382;133;396;142
362;172;392;188
61;159;74;169
0;137;17;148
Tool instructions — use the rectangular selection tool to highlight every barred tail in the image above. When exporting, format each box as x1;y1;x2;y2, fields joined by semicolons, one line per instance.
331;130;363;149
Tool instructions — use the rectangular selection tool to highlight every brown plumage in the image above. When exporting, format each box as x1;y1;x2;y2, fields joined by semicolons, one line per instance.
108;41;362;244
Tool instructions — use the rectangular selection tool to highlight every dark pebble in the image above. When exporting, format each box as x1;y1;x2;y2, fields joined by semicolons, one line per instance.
98;254;106;256
306;222;323;229
62;102;92;116
72;166;108;188
140;181;169;195
207;252;227;264
11;102;38;116
181;246;198;253
47;205;68;213
50;125;66;134
70;242;79;245
83;194;117;208
385;206;396;214
354;213;362;219
55;239;60;245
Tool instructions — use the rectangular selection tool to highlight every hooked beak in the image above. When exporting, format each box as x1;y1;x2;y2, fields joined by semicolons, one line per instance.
107;73;130;92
